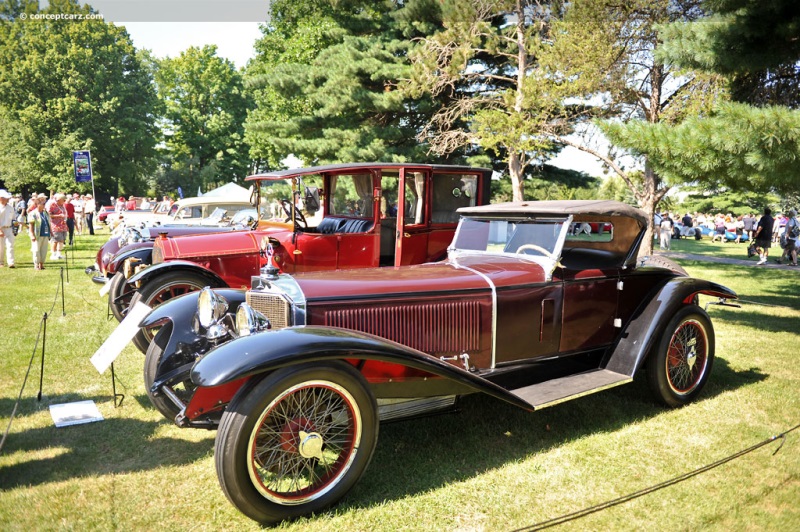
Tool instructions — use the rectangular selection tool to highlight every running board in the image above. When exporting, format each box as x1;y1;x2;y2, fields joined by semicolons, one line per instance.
509;369;632;410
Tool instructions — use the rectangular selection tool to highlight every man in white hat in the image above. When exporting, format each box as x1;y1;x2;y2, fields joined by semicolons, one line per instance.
0;189;16;267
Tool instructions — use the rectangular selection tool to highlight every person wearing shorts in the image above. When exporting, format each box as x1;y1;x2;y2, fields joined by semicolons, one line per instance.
753;207;774;265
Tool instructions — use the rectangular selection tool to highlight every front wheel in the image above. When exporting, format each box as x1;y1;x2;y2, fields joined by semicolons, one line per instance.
215;362;378;525
108;272;135;322
131;271;217;353
646;306;715;408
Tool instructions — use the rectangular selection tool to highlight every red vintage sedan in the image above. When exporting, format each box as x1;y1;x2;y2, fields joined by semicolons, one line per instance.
139;199;737;524
123;163;491;351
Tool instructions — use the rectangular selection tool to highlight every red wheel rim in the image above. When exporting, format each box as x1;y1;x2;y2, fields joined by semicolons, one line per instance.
247;380;361;505
146;280;204;306
666;319;708;394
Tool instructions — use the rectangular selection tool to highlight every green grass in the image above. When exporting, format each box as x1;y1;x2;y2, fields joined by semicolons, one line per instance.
1;230;798;530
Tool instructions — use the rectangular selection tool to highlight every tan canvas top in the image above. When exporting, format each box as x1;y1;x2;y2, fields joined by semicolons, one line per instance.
458;200;648;228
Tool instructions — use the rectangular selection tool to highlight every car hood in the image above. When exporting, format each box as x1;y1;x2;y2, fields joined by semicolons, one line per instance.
293;254;547;300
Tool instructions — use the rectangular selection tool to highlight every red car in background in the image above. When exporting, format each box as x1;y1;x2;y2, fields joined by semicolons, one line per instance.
120;163;492;351
96;205;115;224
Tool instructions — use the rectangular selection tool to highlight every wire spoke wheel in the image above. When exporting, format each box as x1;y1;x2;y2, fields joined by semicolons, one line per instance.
250;382;359;503
215;362;378;525
666;320;708;394
647;306;715;408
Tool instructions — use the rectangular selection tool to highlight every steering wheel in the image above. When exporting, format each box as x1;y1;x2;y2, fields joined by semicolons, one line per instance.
515;244;552;257
280;199;307;228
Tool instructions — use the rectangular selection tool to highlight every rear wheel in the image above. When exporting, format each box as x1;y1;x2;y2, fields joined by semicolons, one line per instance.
131;271;217;353
215;362;378;525
646;306;714;407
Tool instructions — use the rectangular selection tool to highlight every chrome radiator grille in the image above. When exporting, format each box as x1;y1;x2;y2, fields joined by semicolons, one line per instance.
324;301;480;354
246;291;291;329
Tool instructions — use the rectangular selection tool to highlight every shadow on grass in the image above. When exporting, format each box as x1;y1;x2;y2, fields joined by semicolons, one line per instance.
0;394;214;491
709;303;800;334
339;356;767;514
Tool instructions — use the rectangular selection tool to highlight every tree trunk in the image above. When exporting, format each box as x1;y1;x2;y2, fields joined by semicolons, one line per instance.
509;150;524;202
639;162;660;257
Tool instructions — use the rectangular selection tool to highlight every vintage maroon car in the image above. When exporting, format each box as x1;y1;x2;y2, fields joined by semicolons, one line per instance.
138;200;737;524
89;210;257;321
123;162;491;351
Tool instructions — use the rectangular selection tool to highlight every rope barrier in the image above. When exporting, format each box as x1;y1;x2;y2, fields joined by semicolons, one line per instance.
515;423;799;531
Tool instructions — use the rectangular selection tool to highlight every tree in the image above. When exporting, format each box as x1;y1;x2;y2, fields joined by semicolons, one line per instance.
656;0;800;107
0;0;160;197
246;0;460;167
409;0;571;202
604;0;800;218
538;0;722;254
155;45;251;193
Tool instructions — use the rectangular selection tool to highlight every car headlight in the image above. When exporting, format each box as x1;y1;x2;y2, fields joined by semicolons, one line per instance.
235;303;271;337
197;287;229;340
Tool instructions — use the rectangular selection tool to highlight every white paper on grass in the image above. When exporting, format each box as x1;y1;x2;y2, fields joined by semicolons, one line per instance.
98;279;112;297
49;400;104;427
90;301;151;374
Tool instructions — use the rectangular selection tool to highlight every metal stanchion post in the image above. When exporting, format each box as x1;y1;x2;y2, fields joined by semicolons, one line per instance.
60;267;66;316
37;313;47;401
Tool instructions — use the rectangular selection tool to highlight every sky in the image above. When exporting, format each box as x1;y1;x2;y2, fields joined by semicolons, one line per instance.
122;20;607;176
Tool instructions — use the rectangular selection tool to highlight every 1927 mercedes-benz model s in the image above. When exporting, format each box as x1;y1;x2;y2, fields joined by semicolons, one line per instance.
138;200;736;524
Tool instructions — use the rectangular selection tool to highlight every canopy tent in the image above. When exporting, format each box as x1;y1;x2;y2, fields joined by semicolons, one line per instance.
201;182;250;199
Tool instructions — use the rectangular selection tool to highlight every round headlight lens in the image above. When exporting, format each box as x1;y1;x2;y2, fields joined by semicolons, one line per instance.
197;287;228;328
235;303;271;337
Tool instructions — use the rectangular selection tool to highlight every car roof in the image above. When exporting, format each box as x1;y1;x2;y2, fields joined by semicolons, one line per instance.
458;200;648;227
246;162;493;181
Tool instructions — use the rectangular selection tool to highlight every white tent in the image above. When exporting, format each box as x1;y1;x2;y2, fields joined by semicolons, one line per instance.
201;182;250;199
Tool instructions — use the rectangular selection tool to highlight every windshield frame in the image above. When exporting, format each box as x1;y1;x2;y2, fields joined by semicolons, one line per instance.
448;215;573;280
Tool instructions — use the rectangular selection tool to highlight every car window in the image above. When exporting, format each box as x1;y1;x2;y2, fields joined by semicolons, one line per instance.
330;174;373;218
565;222;614;243
404;172;425;226
453;218;567;257
431;174;478;224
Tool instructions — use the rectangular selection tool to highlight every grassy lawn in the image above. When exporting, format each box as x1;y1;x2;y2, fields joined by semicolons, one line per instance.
0;230;798;530
654;233;760;261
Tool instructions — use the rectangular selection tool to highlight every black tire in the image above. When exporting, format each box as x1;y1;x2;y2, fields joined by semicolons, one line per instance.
215;362;378;525
646;306;715;408
131;271;215;353
108;271;135;322
143;325;196;421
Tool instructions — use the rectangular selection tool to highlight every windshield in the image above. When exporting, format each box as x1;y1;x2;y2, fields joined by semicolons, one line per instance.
451;217;570;259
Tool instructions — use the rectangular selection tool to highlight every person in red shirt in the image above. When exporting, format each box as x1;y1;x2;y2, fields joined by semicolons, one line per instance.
64;194;75;245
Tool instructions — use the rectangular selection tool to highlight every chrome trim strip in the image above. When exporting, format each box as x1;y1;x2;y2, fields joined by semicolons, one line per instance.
450;257;498;368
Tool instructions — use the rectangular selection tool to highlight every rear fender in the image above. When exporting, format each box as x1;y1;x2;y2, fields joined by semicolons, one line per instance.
605;277;736;376
190;326;533;411
128;260;227;288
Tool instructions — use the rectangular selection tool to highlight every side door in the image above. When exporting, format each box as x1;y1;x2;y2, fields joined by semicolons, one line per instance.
395;169;429;266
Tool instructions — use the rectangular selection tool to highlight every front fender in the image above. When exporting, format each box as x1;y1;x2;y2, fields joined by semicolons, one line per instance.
191;326;533;411
109;245;153;275
128;260;227;288
605;277;737;376
140;289;247;383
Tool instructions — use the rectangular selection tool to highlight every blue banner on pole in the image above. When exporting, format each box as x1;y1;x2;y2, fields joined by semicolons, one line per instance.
73;151;93;183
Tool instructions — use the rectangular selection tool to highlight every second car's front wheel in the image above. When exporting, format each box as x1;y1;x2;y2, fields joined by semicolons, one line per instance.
214;362;378;525
646;305;715;408
130;271;219;353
